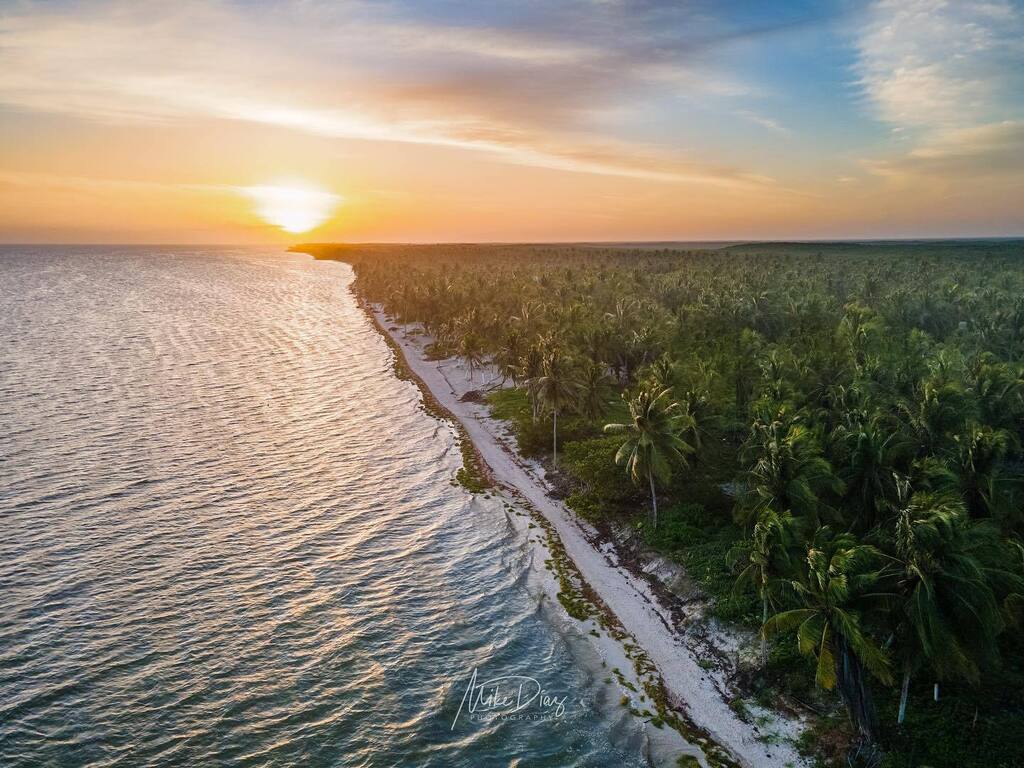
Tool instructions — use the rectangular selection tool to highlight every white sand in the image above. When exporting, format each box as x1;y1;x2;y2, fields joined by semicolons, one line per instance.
374;309;809;768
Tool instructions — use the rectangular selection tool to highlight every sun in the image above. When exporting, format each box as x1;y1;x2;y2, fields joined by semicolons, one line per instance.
241;183;342;234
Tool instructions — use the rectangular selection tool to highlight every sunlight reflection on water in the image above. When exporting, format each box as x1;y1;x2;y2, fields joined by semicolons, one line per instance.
0;246;646;767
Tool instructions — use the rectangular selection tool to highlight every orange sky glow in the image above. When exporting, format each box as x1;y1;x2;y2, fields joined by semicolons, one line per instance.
1;0;1022;243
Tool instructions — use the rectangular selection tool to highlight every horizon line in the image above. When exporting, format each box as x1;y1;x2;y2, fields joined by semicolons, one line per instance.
2;235;1024;249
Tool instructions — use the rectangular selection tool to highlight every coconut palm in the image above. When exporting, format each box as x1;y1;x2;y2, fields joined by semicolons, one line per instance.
518;345;544;422
604;387;694;530
835;414;912;531
733;329;763;418
458;330;485;382
495;328;524;386
837;302;885;372
676;385;715;456
969;354;1024;431
950;423;1013;517
577;359;610;420
729;507;800;666
762;530;893;743
647;353;681;394
899;378;975;458
533;347;579;467
739;414;843;527
890;492;1011;724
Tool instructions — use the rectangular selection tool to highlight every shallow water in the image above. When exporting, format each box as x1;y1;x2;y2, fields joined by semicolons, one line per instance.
0;246;649;767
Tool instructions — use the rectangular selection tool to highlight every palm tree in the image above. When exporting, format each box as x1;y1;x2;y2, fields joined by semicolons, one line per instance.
729;507;799;666
577;360;610;420
518;345;544;422
458;330;485;382
647;353;680;394
835;414;912;531
969;354;1024;431
950;423;1012;517
739;414;843;527
495;328;524;386
733;329;763;418
889;492;1009;724
899;378;975;458
677;384;717;458
762;530;893;744
837;302;885;372
533;347;579;467
604;387;694;530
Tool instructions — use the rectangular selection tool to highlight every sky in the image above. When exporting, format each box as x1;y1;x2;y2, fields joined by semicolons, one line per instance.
1;0;1023;243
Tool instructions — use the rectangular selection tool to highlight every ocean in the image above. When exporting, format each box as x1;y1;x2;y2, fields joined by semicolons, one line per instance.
0;246;650;767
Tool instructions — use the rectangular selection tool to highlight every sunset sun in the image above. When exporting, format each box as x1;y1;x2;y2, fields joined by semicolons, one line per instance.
241;184;342;234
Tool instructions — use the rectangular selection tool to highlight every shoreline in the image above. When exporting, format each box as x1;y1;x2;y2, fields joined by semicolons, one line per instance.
355;290;809;767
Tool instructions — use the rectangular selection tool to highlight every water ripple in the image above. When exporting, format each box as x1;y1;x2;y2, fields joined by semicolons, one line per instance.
0;246;646;767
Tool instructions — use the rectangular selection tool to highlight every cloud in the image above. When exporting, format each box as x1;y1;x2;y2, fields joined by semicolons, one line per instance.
735;109;790;135
864;120;1024;178
854;0;1019;129
0;0;789;188
854;0;1024;130
854;0;1024;180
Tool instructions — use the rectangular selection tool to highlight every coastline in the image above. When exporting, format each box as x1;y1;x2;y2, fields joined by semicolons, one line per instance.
354;288;809;767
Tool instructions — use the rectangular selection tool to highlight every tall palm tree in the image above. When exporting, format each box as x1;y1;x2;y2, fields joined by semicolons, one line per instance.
676;383;716;458
518;345;544;422
604;387;694;530
889;492;1010;724
533;347;579;467
458;330;485;382
733;329;763;418
762;530;893;744
729;507;799;666
495;328;524;386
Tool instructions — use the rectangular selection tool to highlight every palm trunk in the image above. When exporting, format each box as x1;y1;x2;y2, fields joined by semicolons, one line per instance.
648;468;658;530
897;665;911;725
552;409;558;468
836;634;879;744
760;593;769;667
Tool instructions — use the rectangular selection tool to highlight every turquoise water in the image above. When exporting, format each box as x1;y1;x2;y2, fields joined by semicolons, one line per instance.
0;247;650;767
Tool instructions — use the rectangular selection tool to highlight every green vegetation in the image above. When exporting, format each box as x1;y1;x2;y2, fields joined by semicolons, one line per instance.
604;387;694;529
301;240;1024;767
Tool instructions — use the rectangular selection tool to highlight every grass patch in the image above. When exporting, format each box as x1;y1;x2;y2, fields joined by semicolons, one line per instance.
643;503;759;624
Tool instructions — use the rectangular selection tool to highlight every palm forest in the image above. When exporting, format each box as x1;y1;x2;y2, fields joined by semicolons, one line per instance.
302;241;1024;768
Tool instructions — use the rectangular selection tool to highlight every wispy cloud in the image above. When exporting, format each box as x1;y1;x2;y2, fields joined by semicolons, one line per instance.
735;109;790;135
0;0;789;188
854;0;1024;181
864;120;1024;178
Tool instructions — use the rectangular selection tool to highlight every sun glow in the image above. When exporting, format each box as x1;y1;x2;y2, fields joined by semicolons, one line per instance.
241;184;342;233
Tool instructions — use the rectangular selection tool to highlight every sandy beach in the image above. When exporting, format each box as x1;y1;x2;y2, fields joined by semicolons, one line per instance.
368;305;809;768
